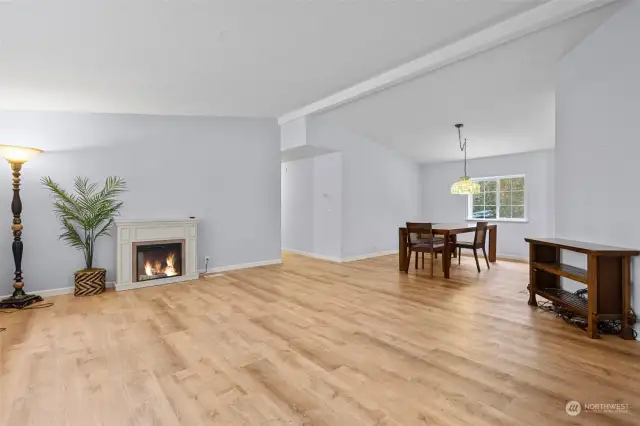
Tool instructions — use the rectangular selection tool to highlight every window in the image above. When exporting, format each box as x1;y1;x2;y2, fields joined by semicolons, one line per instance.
467;175;526;221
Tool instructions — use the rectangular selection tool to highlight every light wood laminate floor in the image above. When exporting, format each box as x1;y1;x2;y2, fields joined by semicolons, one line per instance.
1;253;639;426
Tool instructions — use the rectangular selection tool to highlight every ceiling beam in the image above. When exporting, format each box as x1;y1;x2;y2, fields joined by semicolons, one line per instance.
278;0;617;125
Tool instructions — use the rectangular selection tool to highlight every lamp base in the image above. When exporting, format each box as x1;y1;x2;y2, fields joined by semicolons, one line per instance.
0;293;43;309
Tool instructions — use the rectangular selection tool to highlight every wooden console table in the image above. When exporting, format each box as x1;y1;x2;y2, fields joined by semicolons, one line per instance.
525;237;639;339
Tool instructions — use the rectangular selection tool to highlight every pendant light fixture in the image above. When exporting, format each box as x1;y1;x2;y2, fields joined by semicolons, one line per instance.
450;124;480;195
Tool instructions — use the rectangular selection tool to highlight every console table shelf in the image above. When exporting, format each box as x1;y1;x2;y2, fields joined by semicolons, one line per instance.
536;288;588;315
525;237;639;340
532;262;587;284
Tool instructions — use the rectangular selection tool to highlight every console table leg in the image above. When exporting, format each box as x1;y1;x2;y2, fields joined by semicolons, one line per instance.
621;256;634;340
527;286;537;306
587;313;600;339
620;326;634;340
527;244;537;306
587;254;600;339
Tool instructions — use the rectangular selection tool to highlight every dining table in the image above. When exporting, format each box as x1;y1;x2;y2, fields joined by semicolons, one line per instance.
398;223;498;278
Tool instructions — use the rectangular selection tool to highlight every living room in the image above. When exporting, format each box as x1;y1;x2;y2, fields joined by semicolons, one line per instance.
1;1;639;425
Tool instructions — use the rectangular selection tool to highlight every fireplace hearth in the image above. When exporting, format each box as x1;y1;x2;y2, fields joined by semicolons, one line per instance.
133;240;184;283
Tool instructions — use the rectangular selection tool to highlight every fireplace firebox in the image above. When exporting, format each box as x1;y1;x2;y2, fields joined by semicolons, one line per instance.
133;240;185;282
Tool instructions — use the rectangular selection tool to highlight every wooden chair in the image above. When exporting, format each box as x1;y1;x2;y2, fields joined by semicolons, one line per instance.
455;221;490;273
405;222;445;277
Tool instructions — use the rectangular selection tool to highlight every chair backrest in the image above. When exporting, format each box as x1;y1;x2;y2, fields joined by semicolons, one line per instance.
406;222;433;246
474;222;489;246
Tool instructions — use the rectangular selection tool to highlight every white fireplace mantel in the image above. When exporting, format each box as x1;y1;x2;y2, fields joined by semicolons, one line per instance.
115;218;198;291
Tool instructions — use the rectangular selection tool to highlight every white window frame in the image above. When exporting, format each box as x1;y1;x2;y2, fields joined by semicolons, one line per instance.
466;174;528;223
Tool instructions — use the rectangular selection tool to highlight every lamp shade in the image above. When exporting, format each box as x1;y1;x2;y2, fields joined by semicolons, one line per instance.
0;145;44;164
451;176;481;195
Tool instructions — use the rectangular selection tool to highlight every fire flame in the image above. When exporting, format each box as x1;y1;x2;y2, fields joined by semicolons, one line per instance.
165;252;177;277
143;252;178;277
144;260;153;276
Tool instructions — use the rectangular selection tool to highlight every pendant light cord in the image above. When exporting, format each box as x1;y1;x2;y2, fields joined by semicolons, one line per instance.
457;125;468;177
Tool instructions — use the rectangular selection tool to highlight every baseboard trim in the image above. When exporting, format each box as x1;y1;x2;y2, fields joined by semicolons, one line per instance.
0;287;74;299
448;252;528;264
283;249;398;263
1;281;116;299
285;248;527;264
495;254;528;262
341;250;398;262
282;249;342;263
0;259;286;298
199;258;283;275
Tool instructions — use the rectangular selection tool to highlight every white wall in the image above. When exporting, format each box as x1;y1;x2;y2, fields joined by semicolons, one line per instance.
280;117;307;151
281;152;342;260
0;111;281;294
421;149;555;259
308;117;420;258
556;0;640;310
312;153;343;259
281;158;314;253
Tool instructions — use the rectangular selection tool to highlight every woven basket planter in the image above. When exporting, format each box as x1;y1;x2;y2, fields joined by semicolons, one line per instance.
74;268;106;297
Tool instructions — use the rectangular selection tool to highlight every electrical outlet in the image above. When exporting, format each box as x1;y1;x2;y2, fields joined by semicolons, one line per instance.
205;256;210;263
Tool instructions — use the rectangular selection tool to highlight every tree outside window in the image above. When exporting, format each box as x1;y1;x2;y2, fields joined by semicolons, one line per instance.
468;176;525;221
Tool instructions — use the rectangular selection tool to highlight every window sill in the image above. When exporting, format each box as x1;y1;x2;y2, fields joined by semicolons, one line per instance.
466;218;529;223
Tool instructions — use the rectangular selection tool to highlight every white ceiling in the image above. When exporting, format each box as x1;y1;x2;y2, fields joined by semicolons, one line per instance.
0;0;548;117
314;4;619;163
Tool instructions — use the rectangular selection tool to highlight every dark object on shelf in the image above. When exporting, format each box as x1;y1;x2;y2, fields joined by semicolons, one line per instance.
525;237;640;340
536;293;636;338
538;288;589;313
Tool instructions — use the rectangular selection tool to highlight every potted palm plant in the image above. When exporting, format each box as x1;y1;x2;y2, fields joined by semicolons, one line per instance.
42;176;127;296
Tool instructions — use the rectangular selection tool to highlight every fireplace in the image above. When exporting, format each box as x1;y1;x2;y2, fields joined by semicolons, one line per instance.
133;239;185;282
115;219;198;292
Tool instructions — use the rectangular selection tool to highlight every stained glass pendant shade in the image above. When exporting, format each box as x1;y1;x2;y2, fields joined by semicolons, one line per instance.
450;124;480;195
451;176;480;194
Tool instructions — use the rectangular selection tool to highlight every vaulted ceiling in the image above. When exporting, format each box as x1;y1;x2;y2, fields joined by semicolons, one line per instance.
0;0;546;117
0;0;620;162
314;4;618;162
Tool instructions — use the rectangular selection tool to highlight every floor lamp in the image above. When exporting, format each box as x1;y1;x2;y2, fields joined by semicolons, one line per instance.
0;144;44;309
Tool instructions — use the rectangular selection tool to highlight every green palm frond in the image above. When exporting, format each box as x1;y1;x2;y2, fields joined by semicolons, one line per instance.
41;176;84;219
74;177;99;219
95;217;115;239
60;218;85;249
42;176;127;269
